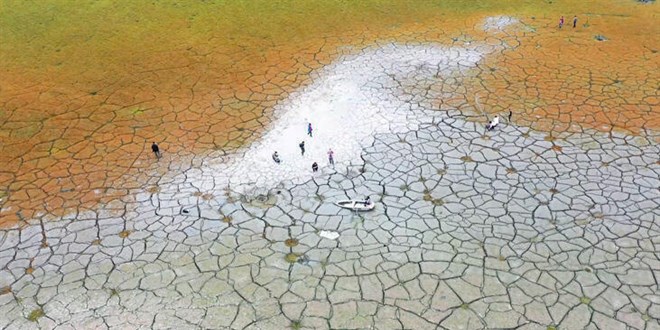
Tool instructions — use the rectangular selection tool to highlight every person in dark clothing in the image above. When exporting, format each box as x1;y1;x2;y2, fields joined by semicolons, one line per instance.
312;162;318;172
299;141;305;156
363;196;371;206
559;16;564;29
327;148;334;166
508;110;513;122
151;142;161;159
573;16;578;28
272;151;281;164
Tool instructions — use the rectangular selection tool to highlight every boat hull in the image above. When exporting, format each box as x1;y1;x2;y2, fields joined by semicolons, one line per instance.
335;200;375;211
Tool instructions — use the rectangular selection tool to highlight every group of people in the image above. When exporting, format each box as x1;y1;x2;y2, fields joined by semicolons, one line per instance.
559;15;579;29
272;123;336;172
486;110;512;131
152;111;513;163
150;123;335;174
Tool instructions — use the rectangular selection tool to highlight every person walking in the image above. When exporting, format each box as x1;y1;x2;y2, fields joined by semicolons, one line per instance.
572;16;578;28
151;142;161;159
327;148;335;166
559;16;565;29
307;123;313;137
312;162;318;172
299;141;305;156
508;110;513;122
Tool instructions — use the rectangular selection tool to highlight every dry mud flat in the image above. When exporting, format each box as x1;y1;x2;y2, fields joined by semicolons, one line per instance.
0;1;659;226
1;15;659;329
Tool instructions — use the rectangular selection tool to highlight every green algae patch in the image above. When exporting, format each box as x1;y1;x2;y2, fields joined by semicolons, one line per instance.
12;123;41;139
131;107;145;115
285;253;300;263
0;0;625;73
27;308;45;322
116;106;147;119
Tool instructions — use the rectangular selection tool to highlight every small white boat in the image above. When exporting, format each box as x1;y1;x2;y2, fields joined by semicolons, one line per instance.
335;200;375;211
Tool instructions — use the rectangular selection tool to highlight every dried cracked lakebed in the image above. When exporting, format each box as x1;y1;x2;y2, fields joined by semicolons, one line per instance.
0;1;659;329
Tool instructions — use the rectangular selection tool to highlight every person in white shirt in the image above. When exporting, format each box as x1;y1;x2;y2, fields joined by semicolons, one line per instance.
487;115;499;131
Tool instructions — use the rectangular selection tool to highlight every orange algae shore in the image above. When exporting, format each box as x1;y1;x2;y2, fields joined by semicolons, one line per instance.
0;0;658;226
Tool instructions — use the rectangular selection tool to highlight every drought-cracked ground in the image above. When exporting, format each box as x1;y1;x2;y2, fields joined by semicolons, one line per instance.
1;1;659;329
2;99;659;329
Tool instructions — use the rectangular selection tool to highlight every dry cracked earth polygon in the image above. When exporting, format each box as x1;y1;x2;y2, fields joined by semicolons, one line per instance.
0;5;658;330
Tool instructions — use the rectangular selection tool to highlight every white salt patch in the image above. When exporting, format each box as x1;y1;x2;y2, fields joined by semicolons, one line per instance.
211;43;485;194
483;16;519;32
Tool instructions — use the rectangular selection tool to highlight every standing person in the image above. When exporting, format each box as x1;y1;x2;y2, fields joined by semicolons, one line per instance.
307;123;313;137
508;110;513;122
299;141;305;156
151;142;161;159
327;148;334;166
490;115;500;130
312;162;318;172
572;16;578;28
559;16;564;29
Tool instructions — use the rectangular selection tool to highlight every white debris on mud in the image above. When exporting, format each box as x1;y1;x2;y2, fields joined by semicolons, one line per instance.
482;16;520;32
319;230;340;240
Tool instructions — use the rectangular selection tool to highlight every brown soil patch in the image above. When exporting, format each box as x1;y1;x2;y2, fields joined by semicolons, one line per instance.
0;1;657;227
465;5;659;135
0;286;11;295
284;238;299;247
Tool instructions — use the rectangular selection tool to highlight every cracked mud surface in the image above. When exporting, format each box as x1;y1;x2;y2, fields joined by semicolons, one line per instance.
2;101;658;328
1;1;659;329
1;1;658;225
